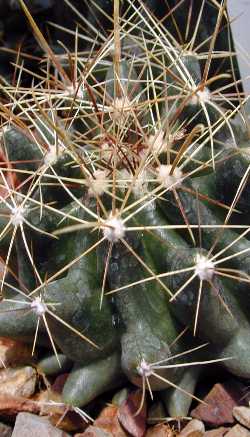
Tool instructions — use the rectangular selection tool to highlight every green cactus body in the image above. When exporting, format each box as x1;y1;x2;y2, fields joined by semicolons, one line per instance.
158;176;250;278
129;197;250;376
3;127;43;184
215;146;250;216
62;351;123;407
108;235;182;390
38;353;72;375
162;366;201;418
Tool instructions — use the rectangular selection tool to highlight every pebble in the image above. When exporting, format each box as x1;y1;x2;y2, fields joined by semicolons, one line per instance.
93;404;127;437
224;424;250;437
12;412;70;437
191;382;244;426
0;337;32;368
77;425;112;436
0;366;36;397
146;423;175;436
233;406;250;429
179;419;205;436
204;427;229;436
118;389;146;437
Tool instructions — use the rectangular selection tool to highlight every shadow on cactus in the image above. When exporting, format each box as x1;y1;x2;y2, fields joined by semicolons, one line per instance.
0;0;249;422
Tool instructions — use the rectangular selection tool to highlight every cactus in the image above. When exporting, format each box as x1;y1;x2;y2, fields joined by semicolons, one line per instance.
0;0;249;419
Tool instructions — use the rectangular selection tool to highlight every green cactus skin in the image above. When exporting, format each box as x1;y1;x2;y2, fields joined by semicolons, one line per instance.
0;0;249;414
215;147;250;216
62;351;123;407
3;127;43;184
158;176;250;279
215;327;250;378
108;235;182;390
0;294;49;345
162;367;201;418
130;200;250;377
112;387;129;406
38;353;72;375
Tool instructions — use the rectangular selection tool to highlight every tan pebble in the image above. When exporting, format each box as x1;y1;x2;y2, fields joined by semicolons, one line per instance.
233;406;250;429
179;419;205;437
225;424;250;437
146;423;174;436
78;426;112;436
0;338;32;368
204;427;229;436
0;366;36;398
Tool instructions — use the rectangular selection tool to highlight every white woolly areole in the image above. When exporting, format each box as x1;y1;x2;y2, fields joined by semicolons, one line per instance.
88;170;109;197
64;82;85;99
44;144;64;166
195;254;214;281
103;215;126;242
157;165;183;189
190;87;210;105
109;96;131;121
137;358;152;377
31;297;47;316
10;205;26;226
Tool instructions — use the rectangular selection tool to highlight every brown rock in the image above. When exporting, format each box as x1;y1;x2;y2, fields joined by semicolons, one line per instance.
76;426;112;437
0;367;37;398
0;394;40;417
179;419;205;436
224;424;250;437
204;427;229;436
33;389;87;433
93;404;127;437
191;382;246;426
0;337;32;368
146;423;175;436
12;412;70;437
51;374;69;394
118;390;147;437
233;406;250;429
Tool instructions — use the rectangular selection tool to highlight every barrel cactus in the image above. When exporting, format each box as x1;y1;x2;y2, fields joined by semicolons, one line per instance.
0;0;249;419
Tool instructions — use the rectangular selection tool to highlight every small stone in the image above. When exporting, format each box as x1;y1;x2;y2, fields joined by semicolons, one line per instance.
51;373;69;394
191;382;246;426
0;422;12;437
204;428;229;436
77;425;112;436
179;419;205;436
0;394;40;417
33;389;86;433
0;366;37;398
233;406;250;429
118;389;147;437
224;424;250;437
12;412;70;437
93;404;127;437
0;337;32;368
146;423;175;436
